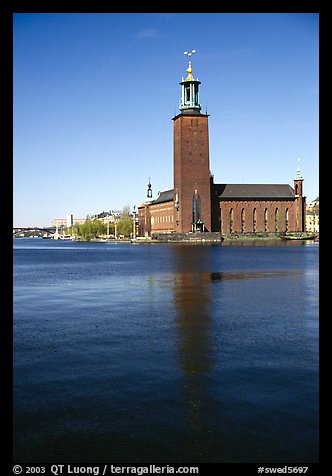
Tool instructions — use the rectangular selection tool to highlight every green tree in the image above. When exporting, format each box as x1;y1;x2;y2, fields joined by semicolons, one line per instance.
67;219;107;241
116;217;133;237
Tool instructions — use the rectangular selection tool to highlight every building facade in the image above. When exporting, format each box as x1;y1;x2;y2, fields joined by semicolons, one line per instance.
306;197;319;233
52;217;86;227
215;177;305;234
138;59;306;236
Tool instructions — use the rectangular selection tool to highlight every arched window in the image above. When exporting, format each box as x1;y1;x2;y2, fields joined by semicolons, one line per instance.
192;192;201;230
230;208;233;233
285;208;289;232
275;208;279;232
253;208;257;233
185;86;190;103
264;208;268;232
241;208;245;233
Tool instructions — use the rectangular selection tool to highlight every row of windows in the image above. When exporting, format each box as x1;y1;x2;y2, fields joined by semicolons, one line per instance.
151;215;174;225
223;207;290;233
307;216;319;222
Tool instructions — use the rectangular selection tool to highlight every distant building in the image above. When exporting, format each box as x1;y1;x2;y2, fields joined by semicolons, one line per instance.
66;214;73;228
306;197;319;233
91;210;121;223
52;217;86;227
308;197;319;210
53;210;123;228
138;59;306;237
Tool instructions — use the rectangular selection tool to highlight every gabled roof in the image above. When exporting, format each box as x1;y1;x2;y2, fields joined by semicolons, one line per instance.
152;189;174;204
217;184;295;200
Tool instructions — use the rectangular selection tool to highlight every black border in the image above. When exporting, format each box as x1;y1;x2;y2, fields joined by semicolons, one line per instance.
5;1;321;471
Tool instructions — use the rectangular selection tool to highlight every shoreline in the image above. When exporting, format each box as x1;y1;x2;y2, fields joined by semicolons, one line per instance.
15;233;318;245
131;232;318;245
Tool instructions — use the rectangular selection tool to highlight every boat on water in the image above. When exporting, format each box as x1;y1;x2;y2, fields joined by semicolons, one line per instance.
53;234;75;240
280;233;316;241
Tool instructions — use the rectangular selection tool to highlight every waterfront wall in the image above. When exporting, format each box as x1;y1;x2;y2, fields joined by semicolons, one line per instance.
151;231;223;243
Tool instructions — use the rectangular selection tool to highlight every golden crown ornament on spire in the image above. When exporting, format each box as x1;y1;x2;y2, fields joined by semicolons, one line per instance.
184;50;196;80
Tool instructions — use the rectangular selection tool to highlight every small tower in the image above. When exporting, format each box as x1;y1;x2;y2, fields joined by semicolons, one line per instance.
294;168;303;197
293;168;306;232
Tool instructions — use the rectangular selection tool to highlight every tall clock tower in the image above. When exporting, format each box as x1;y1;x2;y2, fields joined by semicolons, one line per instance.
173;57;211;232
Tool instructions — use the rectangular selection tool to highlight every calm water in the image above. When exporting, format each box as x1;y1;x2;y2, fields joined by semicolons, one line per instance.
13;239;319;463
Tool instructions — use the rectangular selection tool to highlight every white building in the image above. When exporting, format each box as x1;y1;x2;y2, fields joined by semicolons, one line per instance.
306;197;319;234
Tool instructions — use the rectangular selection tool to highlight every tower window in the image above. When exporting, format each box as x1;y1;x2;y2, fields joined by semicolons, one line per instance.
186;88;190;102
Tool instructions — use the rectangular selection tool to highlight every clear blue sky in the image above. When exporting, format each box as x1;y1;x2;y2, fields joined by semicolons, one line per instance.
13;13;319;227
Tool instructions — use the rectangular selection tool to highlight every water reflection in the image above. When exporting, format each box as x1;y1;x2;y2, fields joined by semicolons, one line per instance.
169;247;304;461
171;246;216;458
210;270;302;281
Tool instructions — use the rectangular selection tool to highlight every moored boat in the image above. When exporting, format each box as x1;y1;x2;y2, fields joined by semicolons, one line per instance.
280;233;316;241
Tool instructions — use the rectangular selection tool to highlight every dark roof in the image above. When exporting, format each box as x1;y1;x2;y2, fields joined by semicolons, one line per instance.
217;184;295;200
152;189;174;204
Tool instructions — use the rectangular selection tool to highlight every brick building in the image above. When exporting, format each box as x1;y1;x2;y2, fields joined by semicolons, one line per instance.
138;59;305;237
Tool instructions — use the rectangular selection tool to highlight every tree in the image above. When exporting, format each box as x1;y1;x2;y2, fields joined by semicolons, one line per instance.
67;219;107;241
116;217;133;237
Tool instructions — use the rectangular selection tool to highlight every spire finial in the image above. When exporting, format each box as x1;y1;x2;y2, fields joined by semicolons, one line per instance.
184;49;196;58
295;158;303;180
295;168;303;180
184;50;196;80
146;177;153;201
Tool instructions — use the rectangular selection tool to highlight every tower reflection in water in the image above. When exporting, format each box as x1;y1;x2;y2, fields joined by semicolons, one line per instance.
171;245;217;460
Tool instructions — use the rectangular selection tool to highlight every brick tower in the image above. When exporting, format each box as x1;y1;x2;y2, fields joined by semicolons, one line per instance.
173;55;211;232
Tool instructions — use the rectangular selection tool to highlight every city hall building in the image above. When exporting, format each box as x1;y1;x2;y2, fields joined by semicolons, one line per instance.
138;59;305;237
